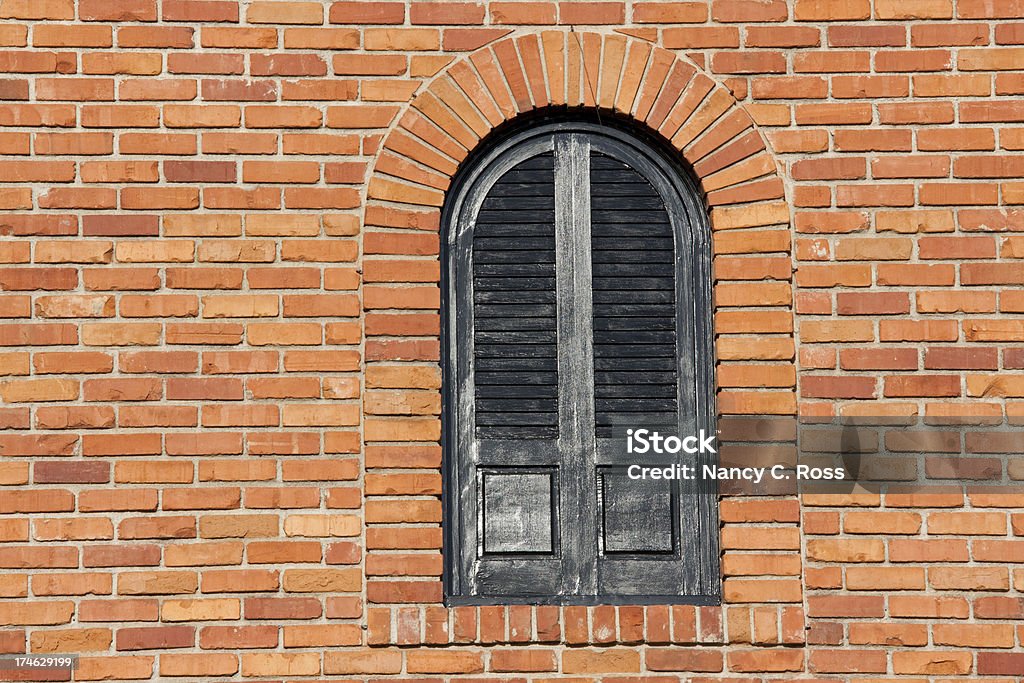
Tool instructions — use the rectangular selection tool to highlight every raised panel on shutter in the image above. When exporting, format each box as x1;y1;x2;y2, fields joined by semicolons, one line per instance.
480;469;557;554
598;467;676;554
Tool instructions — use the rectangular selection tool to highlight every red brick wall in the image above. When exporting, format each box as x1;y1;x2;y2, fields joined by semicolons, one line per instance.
0;0;1022;679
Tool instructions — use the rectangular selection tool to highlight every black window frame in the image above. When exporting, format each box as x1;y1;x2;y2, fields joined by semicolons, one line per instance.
441;113;719;606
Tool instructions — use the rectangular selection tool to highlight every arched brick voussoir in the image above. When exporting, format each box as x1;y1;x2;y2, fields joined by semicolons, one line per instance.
367;175;445;208
688;108;756;166
397;109;470;167
411;91;480;152
382;128;460;178
429;78;492;141
515;34;549;109
365;29;789;226
447;61;505;129
375;153;450;193
614;39;653;115
712;202;791;232
596;33;628;110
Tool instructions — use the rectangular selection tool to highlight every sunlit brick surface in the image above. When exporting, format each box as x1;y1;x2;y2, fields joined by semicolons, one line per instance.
0;0;1021;678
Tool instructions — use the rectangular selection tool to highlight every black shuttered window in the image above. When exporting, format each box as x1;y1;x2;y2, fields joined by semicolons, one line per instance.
444;120;718;605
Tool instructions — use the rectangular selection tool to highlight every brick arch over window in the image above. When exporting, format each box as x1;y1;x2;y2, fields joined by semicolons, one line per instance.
358;30;797;619
363;29;795;416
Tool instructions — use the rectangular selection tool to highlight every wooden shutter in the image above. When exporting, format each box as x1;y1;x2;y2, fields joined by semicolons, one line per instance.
588;145;703;598
446;123;717;604
452;142;573;599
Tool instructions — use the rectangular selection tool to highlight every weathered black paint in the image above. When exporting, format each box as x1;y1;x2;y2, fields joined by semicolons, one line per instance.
442;115;719;605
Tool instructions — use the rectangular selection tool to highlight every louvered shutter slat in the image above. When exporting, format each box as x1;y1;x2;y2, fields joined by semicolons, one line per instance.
472;152;559;441
590;151;678;437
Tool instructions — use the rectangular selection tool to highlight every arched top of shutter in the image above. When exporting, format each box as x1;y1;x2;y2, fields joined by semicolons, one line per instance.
446;115;708;233
444;118;714;441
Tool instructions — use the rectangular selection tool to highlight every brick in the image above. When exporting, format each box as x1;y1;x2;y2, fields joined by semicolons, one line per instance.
330;1;404;23
876;0;952;18
162;488;240;511
81;53;161;76
0;601;74;625
728;648;804;672
807;538;884;562
926;347;997;370
877;264;955;287
75;655;154;679
846;566;926;590
893;651;972;675
795;0;870;20
161;598;240;622
885;375;961;397
117;625;194;650
810;649;888;673
888;595;969;619
801;376;876;399
113;459;191;482
0;0;74;20
199;624;279;648
914;23;988;47
889;538;968;562
646;647;723;671
117;571;198;596
325;649;402;674
559;2;625;24
201;570;279;594
33;572;112;595
848;622;928;646
118;26;192;48
246;1;321;23
241;653;319;677
491;2;559;23
979;653;1024;675
807;595;884;619
840;348;918;371
160;653;238;678
273;623;355;649
246;105;322;128
713;0;787;22
828;26;902;50
79;490;157;513
80;0;156;20
837;292;909;315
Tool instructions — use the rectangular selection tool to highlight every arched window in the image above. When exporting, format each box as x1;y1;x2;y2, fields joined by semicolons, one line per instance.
442;117;718;604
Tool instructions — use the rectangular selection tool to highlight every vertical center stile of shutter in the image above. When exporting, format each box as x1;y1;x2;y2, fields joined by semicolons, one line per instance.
553;133;598;595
